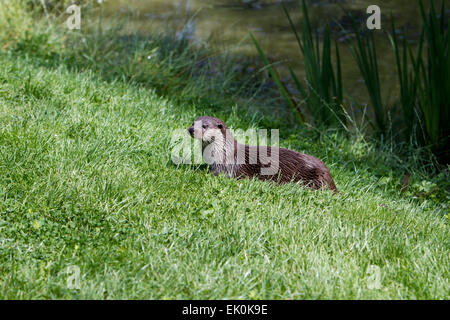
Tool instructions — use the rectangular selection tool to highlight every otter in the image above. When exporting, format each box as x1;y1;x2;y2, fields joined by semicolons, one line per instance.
187;116;338;192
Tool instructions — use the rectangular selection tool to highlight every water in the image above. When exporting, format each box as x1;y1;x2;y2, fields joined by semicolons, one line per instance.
104;0;432;105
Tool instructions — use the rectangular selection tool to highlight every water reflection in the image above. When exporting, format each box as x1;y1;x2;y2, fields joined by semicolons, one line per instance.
105;0;432;103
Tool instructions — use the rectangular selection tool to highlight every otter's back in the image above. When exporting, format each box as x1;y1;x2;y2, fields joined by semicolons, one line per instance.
237;145;337;192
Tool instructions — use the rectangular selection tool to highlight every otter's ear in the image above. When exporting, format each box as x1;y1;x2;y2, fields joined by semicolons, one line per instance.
218;124;223;129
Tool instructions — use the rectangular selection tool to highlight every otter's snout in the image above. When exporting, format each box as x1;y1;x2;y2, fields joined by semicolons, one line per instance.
188;126;194;136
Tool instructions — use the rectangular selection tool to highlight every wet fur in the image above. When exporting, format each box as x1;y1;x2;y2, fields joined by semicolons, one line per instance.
188;116;338;192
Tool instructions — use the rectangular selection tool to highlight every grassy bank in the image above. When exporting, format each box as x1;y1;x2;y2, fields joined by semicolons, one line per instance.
0;1;448;299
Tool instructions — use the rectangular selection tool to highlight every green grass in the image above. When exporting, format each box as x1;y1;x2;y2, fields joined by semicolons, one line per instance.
0;1;449;299
251;0;449;162
389;0;449;161
349;17;386;134
251;0;346;128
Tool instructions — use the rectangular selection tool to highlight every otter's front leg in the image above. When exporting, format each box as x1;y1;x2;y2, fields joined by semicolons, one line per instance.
209;164;225;177
210;164;239;178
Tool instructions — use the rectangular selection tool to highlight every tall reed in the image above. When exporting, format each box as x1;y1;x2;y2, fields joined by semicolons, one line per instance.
251;0;345;128
348;17;386;134
416;0;449;159
252;0;448;162
390;0;449;161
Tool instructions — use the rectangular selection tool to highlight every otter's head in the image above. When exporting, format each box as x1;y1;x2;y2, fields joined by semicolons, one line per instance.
187;116;229;145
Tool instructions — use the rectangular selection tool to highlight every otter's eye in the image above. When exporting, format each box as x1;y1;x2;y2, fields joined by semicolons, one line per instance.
202;125;207;129
218;124;223;129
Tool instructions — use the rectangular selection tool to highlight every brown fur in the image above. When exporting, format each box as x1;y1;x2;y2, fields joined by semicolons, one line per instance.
188;116;338;192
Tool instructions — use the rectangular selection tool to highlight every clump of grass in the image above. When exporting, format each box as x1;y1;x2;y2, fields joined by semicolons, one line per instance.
251;0;345;128
389;16;421;142
416;0;449;161
348;18;386;135
252;0;449;163
286;0;345;128
389;0;449;163
250;32;306;126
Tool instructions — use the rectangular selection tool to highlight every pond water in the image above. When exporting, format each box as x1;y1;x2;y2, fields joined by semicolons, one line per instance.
104;0;433;105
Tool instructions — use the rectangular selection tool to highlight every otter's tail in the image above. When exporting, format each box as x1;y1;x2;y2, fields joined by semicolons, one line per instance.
328;179;339;194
